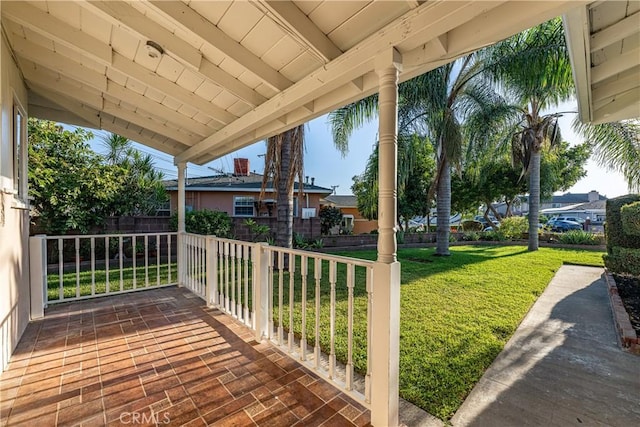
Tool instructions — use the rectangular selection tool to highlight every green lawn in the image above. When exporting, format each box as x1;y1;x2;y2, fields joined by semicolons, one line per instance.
47;245;604;420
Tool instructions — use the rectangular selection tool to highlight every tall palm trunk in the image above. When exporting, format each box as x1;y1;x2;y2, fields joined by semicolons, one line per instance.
528;150;541;251
276;132;293;249
435;157;451;256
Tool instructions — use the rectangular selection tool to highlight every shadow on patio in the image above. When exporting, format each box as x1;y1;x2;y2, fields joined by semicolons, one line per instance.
0;287;370;426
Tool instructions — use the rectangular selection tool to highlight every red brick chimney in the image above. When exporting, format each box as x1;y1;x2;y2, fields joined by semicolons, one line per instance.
234;158;250;176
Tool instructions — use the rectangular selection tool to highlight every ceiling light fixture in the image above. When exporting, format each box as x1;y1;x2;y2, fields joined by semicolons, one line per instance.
145;40;164;59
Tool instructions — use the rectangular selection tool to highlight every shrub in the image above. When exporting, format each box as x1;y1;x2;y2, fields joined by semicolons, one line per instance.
499;216;528;240
605;195;640;252
319;206;342;235
621;201;640;236
462;231;480;241
558;230;599;245
170;209;231;236
604;247;640;277
461;220;483;231
243;218;271;242
480;230;506;241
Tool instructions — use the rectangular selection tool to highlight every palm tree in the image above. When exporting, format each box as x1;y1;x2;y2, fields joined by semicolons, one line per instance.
101;133;132;165
330;55;509;255
481;18;574;251
261;125;305;249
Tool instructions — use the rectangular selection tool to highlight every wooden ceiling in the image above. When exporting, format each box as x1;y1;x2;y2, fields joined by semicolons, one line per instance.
2;1;605;165
565;1;640;124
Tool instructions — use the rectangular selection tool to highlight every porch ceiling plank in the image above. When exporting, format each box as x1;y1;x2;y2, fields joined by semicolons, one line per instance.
105;81;214;138
1;1;112;66
100;117;186;156
590;47;640;84
147;0;293;92
20;63;104;111
82;0;202;71
590;11;640;52
258;0;342;63
28;103;97;129
102;100;201;146
29;87;101;128
592;72;639;103
177;0;578;164
111;52;236;127
198;58;268;107
10;37;107;92
592;87;640;123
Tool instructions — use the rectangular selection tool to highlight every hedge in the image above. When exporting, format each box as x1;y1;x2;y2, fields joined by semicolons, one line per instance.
604;247;640;277
621;201;640;236
605;195;640;253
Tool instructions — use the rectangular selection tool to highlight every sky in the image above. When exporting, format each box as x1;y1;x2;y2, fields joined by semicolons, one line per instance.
87;99;631;199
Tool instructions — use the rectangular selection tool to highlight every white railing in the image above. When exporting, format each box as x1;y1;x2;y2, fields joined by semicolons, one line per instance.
180;232;374;407
29;232;178;312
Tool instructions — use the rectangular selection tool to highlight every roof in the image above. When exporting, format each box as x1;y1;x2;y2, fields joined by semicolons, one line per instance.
551;192;607;204
574;200;607;210
323;195;358;208
541;199;607;214
3;1;609;167
564;2;640;124
164;173;332;194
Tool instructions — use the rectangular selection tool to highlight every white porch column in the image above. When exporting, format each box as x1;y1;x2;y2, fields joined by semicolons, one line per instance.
177;161;186;287
371;48;402;427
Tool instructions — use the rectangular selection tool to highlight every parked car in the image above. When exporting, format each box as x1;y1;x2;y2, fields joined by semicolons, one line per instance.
547;216;584;227
550;220;582;232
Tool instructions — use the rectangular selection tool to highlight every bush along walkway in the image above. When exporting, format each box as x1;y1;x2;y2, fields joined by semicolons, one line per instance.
451;265;639;426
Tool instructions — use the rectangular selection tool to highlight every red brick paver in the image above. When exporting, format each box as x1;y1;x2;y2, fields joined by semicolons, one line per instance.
0;287;370;426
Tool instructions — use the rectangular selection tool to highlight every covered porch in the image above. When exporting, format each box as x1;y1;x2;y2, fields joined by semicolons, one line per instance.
1;1;638;426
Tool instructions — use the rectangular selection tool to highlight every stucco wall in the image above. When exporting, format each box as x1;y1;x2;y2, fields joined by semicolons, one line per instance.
0;28;30;372
339;206;377;235
170;190;326;218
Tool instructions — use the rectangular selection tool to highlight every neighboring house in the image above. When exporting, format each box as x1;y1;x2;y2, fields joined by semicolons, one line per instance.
164;159;332;219
322;195;377;235
519;191;606;215
541;199;607;224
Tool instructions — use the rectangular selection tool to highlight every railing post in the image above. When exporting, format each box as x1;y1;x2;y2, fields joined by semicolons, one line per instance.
205;236;218;306
252;242;269;341
176;161;186;287
29;235;47;319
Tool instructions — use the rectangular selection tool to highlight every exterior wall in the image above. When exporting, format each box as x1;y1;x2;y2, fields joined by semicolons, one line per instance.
340;206;377;235
170;190;327;218
0;29;30;372
102;216;172;233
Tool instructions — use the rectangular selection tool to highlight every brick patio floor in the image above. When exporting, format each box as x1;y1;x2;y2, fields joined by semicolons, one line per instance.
0;287;370;426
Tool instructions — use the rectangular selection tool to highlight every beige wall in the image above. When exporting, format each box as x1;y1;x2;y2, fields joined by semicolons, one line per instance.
340;207;378;235
170;190;327;218
0;26;30;372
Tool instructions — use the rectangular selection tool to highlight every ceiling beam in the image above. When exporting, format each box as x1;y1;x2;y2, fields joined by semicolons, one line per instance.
2;1;112;66
590;11;640;52
105;81;214;138
198;59;267;107
147;0;293;91
563;6;592;123
10;36;107;92
112;52;236;127
20;61;104;110
82;0;202;71
259;1;342;63
591;47;640;84
592;88;640;123
29;104;97;129
100;117;187;156
29;87;101;128
178;0;579;164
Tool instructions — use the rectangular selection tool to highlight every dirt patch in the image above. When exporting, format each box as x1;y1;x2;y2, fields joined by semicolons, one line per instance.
614;275;640;335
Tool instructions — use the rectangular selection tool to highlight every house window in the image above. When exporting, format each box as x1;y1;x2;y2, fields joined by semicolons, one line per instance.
234;196;254;217
13;100;27;204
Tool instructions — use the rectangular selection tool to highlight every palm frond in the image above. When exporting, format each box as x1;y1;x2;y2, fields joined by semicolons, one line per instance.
328;96;378;156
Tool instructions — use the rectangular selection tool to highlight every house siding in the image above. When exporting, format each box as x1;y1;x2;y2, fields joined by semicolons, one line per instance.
0;27;30;372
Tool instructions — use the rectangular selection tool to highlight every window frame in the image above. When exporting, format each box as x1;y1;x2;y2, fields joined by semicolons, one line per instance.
12;97;28;208
233;196;255;217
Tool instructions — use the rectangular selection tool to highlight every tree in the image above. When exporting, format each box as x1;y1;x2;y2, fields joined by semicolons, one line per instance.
330;55;510;255
351;134;436;230
101;133;168;216
261;125;305;249
28;120;121;234
481;19;584;250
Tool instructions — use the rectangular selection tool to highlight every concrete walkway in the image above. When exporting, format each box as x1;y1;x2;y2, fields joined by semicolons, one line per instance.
451;265;640;426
